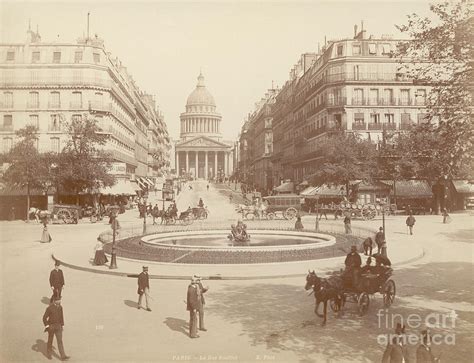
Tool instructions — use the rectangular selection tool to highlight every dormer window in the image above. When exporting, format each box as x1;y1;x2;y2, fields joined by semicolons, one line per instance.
337;45;343;56
369;43;377;55
6;51;15;61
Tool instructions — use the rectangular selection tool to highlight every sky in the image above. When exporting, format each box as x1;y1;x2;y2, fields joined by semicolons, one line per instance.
0;0;433;141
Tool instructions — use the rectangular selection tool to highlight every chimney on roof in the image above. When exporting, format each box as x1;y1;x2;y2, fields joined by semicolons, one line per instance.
354;24;358;37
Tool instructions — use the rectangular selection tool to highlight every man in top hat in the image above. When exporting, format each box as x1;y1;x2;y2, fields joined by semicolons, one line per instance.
416;329;440;362
344;245;362;289
382;323;409;363
186;276;202;338
137;266;151;311
194;275;209;332
49;261;65;303
43;296;70;361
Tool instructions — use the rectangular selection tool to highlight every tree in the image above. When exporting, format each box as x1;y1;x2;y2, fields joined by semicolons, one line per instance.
395;0;473;180
57;115;115;203
2;126;51;221
308;132;378;198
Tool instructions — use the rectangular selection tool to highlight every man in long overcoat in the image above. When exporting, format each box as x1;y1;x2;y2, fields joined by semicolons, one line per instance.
43;297;70;361
186;276;202;338
375;227;385;253
49;261;65;303
137;266;151;311
195;275;208;332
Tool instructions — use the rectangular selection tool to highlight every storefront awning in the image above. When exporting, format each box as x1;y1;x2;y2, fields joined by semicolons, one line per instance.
100;179;137;195
303;184;346;199
452;180;474;194
300;186;319;196
385;180;433;198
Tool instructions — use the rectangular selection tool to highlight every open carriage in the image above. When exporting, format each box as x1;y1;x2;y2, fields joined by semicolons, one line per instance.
329;266;396;316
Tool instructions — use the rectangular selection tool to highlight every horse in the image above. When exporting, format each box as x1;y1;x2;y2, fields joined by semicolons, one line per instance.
305;270;344;326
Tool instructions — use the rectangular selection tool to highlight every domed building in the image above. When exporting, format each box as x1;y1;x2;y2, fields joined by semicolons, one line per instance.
175;72;232;179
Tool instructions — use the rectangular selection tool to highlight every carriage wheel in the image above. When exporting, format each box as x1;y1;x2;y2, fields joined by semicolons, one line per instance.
167;217;176;225
357;293;370;316
284;207;298;220
245;212;255;220
57;210;70;223
383;280;396;307
267;212;275;220
181;216;192;225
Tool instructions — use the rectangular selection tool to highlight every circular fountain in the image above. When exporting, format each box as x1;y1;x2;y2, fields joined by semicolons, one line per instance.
104;228;360;265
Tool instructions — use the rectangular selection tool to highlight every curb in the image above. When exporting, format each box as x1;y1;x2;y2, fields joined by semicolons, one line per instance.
52;243;426;280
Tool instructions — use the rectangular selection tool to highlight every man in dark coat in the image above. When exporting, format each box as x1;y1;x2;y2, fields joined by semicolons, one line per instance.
344;245;362;289
343;214;352;234
362;237;373;256
194;275;208;332
43;297;70;361
137;266;151;311
375;227;385;253
416;329;440;362
186;276;202;338
406;213;416;235
49;261;65;303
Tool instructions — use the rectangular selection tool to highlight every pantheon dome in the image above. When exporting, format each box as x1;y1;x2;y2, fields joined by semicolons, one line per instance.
175;72;232;180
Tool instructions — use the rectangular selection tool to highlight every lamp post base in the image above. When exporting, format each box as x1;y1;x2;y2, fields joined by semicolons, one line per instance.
109;253;117;269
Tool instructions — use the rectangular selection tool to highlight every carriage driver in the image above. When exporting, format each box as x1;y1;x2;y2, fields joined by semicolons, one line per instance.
344;245;362;289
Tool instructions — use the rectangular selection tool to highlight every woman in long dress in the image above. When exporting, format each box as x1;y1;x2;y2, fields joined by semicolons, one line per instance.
93;238;108;266
40;218;52;243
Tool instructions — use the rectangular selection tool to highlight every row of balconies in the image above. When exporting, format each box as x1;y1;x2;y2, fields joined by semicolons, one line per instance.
351;98;426;106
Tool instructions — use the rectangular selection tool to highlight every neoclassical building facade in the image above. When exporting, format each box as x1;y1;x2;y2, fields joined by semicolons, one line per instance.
175;73;232;179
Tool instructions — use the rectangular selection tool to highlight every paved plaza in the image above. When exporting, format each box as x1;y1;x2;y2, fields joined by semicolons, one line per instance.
1;181;473;362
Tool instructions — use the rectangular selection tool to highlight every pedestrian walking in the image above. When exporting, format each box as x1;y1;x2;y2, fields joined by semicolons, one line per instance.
43;297;70;361
49;261;65;303
186;276;202;338
375;227;385;253
295;215;304;230
93;238;108;266
137;266;151;311
416;329;441;363
362;237;373;256
40;218;52;243
343;214;352;234
406;213;416;235
195;275;208;332
206;184;209;191
442;208;450;224
382;323;408;363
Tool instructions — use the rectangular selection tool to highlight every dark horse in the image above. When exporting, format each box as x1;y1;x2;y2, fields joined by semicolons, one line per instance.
305;270;344;326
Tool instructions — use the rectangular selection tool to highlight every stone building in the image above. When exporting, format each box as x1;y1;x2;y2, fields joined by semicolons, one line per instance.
175;73;232;179
0;25;171;186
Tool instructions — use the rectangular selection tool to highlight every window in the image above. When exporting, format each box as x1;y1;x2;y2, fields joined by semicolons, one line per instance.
370;114;380;124
29;115;39;128
72;114;82;122
50;114;61;131
401;113;412;124
32;51;40;63
382;44;391;55
384;113;395;123
337;45;343;56
383;89;393;105
2;137;13;153
71;92;82;108
369;89;379;105
417;113;429;124
416;89;427;105
28;92;39;108
353;65;360;80
354;113;364;124
352;45;361;55
353;88;364;104
93;53;100;63
74;51;83;63
53;52;61;63
3;92;13;108
3;114;13;126
400;89;410;105
49;92;60;108
51;137;60;153
369;43;377;54
6;51;15;61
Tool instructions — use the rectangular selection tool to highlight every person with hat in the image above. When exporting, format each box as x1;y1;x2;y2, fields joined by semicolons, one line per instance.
344;245;362;289
343;214;352;234
137;266;151;311
186;276;202;338
406;213;416;235
49;261;65;303
382;323;409;363
375;227;385;254
194;275;209;332
417;329;441;362
42;296;70;361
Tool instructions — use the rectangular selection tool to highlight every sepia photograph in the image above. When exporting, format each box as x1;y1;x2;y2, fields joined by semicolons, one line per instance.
0;0;472;362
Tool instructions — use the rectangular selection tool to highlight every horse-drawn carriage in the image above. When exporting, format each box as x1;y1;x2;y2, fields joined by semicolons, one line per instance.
191;207;208;220
52;204;81;224
305;262;396;325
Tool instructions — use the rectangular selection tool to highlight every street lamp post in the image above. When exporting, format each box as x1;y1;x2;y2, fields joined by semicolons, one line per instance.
143;196;148;235
314;197;320;232
109;217;118;269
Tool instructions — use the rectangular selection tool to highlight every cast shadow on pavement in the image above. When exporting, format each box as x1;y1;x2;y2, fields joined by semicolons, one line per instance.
41;297;51;305
124;299;139;308
31;339;60;360
163;317;189;337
